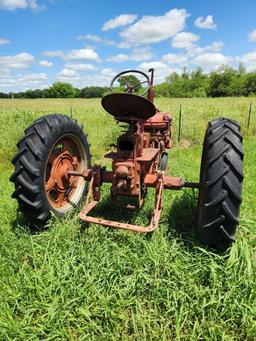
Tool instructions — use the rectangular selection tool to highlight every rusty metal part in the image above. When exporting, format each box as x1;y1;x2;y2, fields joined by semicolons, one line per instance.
147;68;155;102
79;172;164;233
101;93;156;121
45;136;86;210
144;112;172;129
77;68;197;233
144;174;184;190
136;148;159;161
144;112;172;149
67;169;91;178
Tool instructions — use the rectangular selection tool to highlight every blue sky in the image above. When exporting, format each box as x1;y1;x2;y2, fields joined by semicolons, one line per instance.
0;0;256;92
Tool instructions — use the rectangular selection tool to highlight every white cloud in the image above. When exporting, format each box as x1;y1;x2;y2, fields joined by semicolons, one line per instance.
172;32;200;48
0;0;44;11
58;68;79;78
77;75;113;88
57;69;80;82
77;34;102;43
162;41;225;68
186;41;224;57
66;48;99;61
39;60;53;68
43;48;99;61
206;41;224;52
75;35;133;50
138;61;171;71
102;39;132;49
64;63;96;71
54;68;116;88
193;52;231;68
0;68;10;77
162;52;188;64
138;61;182;83
18;72;47;82
131;47;154;61
0;72;47;91
103;39;131;48
107;47;153;63
194;15;217;29
248;30;256;42
0;37;10;45
102;14;138;31
107;53;129;62
120;8;189;44
43;50;64;58
0;0;27;10
116;41;131;49
100;68;115;77
27;0;43;11
0;52;34;69
103;39;116;46
238;51;256;71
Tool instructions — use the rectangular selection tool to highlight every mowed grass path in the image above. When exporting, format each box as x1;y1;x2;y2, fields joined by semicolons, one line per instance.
0;98;256;340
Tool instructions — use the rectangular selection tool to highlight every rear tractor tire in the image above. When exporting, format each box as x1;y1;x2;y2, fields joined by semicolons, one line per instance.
10;114;91;222
198;118;244;251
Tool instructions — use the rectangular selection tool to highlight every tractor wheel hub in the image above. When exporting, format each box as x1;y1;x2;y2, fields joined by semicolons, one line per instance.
51;152;77;191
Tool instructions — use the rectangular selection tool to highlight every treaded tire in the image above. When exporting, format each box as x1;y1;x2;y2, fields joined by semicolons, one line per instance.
198;117;244;251
10;114;91;222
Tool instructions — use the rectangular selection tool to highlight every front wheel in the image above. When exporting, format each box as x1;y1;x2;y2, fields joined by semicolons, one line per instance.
10;114;91;222
198;118;244;251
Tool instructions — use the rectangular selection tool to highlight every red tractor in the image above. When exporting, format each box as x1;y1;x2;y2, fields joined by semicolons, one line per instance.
10;69;244;251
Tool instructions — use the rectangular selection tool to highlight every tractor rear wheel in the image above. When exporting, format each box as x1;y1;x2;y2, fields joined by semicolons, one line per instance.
198;118;244;251
10;114;91;222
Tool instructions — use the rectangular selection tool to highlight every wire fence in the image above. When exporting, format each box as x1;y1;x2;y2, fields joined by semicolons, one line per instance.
174;101;255;145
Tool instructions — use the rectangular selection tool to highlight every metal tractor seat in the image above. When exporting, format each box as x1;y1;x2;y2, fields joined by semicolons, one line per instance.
101;93;157;121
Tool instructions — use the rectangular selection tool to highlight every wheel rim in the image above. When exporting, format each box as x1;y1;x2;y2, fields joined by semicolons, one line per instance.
45;134;87;213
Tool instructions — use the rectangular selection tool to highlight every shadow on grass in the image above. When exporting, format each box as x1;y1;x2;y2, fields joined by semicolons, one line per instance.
10;190;209;252
11;212;47;237
167;189;202;249
80;194;156;242
167;191;231;255
81;195;146;226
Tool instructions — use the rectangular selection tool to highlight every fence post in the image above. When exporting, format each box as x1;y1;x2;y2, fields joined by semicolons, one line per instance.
178;104;182;143
247;102;252;131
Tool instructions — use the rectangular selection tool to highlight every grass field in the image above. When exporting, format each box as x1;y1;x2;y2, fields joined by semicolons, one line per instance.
0;97;256;340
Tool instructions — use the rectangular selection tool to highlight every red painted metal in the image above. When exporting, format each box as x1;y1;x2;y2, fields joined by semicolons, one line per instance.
77;69;199;232
45;137;81;209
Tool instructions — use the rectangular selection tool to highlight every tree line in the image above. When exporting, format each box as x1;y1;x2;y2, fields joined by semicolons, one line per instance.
1;65;256;99
154;65;256;98
0;82;107;99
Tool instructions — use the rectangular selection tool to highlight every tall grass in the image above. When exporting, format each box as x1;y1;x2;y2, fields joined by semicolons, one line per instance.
0;98;255;340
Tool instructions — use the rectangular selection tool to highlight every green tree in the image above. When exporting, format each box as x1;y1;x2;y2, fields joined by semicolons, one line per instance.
0;92;9;98
166;72;186;97
187;68;209;97
229;74;247;96
154;82;170;97
117;75;142;93
49;82;76;98
80;86;106;98
245;73;256;96
208;66;236;97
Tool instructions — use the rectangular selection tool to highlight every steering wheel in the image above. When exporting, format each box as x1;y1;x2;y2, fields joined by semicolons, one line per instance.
109;69;151;97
